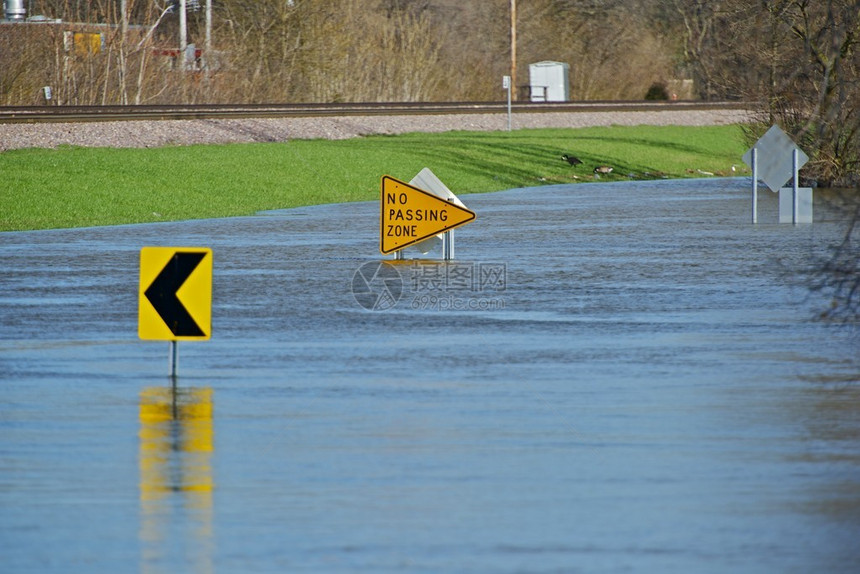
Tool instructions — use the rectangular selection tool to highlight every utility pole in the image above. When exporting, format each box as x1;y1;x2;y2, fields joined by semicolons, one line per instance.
179;0;187;70
510;0;517;101
204;0;212;83
205;0;212;61
120;0;128;103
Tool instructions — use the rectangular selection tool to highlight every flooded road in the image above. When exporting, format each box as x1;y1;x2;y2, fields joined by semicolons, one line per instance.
1;178;859;573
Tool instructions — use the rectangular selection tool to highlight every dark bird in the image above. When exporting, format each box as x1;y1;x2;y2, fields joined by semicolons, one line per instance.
561;154;583;166
593;165;613;174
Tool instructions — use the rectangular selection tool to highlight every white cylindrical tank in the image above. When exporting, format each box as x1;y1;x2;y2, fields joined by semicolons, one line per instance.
4;0;27;21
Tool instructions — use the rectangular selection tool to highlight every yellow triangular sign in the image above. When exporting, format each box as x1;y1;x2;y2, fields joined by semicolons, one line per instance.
380;175;476;254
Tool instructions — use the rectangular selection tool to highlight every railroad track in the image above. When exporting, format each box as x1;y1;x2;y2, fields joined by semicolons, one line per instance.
0;100;750;123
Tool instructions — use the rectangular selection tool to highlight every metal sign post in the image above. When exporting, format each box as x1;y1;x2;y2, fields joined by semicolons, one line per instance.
503;75;512;132
792;148;799;225
169;341;178;380
751;147;758;224
443;230;454;260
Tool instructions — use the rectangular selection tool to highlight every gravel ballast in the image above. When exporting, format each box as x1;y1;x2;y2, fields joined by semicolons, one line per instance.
0;109;751;152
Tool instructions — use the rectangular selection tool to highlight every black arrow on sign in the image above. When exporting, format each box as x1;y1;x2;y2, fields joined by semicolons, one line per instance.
144;251;206;337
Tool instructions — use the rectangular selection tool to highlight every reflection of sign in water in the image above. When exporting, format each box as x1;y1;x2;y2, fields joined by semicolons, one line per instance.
139;387;214;573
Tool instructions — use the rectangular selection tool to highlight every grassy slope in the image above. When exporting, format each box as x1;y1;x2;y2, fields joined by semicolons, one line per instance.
0;124;747;231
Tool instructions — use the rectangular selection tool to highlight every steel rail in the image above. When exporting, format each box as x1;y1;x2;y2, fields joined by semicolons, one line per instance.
0;100;751;123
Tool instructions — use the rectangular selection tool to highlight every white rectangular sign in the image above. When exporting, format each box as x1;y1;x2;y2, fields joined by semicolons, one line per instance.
779;188;813;223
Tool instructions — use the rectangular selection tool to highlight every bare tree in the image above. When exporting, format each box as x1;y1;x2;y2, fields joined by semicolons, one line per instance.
680;0;860;188
214;0;302;102
219;0;448;103
517;0;674;100
776;0;860;187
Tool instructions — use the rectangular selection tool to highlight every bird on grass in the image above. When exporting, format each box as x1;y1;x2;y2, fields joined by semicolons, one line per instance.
561;154;583;166
593;165;613;175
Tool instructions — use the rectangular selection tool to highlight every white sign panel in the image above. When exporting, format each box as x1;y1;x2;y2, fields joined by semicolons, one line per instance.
405;168;468;255
779;188;813;224
742;125;809;192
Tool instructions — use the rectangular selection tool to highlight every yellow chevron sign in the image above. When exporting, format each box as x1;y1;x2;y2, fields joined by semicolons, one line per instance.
380;175;475;254
138;247;212;341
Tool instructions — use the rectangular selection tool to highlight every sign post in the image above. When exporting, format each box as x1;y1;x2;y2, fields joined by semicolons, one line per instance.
139;247;212;379
751;147;758;224
503;75;512;131
793;148;799;224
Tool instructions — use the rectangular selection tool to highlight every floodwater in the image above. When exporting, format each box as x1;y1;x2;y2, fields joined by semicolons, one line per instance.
1;178;859;573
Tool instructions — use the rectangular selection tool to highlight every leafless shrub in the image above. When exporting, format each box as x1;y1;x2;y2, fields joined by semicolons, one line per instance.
0;25;53;104
676;0;860;188
517;0;674;100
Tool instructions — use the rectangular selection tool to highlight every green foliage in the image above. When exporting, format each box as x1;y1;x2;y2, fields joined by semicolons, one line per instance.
0;124;747;231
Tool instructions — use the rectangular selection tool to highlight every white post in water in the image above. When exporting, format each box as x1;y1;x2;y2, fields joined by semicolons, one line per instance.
751;147;758;224
443;230;455;260
792;148;799;225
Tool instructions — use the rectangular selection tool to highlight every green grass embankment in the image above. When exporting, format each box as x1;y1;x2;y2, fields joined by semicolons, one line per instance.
0;124;748;231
